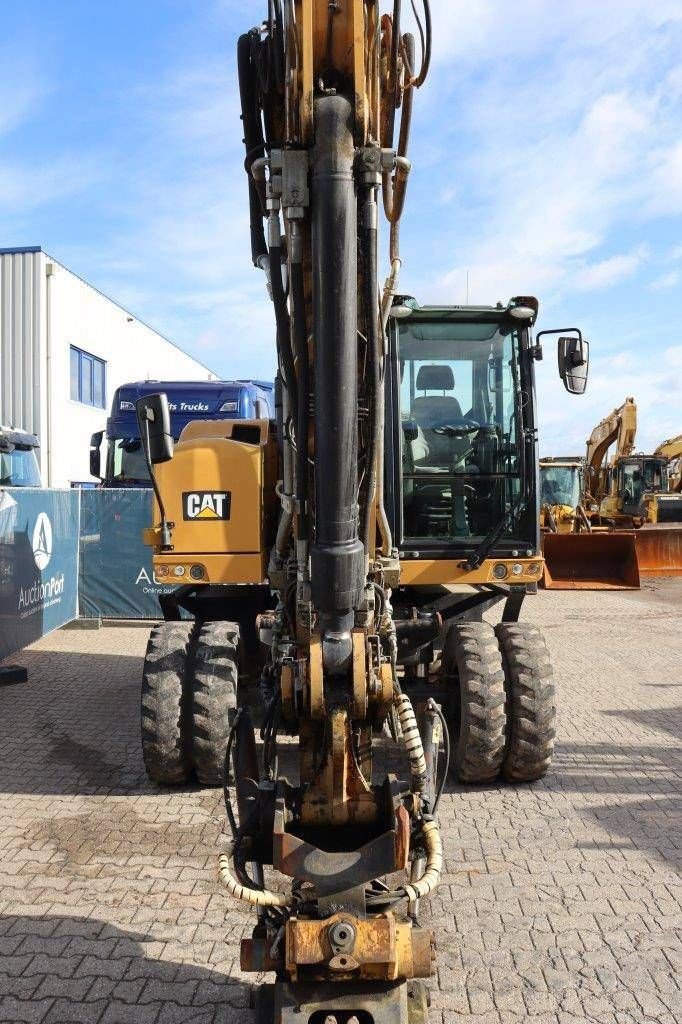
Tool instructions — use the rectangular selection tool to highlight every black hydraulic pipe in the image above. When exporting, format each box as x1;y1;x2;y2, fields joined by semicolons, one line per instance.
269;239;298;418
310;95;364;642
232;708;260;829
290;242;309;541
386;0;402;146
360;182;381;559
237;32;268;265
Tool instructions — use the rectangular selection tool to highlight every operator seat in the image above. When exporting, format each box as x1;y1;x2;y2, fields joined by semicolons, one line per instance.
412;365;462;424
412;364;463;467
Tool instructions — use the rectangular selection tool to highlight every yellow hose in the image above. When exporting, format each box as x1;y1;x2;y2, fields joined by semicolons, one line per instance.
394;692;427;783
403;820;442;901
217;854;290;908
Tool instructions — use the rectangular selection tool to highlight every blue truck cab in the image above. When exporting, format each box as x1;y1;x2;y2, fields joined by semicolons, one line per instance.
90;379;274;487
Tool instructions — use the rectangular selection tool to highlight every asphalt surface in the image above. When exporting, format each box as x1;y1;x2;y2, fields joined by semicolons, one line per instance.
0;580;680;1023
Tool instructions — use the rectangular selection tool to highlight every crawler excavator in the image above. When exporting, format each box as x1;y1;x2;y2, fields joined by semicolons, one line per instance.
584;400;682;577
135;4;590;1020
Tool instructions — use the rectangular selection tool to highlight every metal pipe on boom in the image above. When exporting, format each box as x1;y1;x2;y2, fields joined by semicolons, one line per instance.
310;93;364;672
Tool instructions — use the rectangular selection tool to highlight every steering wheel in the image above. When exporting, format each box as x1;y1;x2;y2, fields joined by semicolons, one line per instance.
432;418;480;438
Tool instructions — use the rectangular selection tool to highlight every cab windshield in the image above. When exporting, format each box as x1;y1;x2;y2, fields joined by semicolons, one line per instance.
0;446;41;486
398;318;527;546
540;466;581;508
622;458;668;507
109;437;150;484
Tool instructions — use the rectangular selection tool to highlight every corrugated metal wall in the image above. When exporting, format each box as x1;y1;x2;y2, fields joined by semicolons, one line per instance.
0;249;44;437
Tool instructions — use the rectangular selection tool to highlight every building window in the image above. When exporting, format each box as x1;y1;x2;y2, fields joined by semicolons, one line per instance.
70;346;106;408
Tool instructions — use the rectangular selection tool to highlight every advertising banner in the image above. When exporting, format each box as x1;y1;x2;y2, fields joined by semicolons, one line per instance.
0;489;80;661
78;488;179;619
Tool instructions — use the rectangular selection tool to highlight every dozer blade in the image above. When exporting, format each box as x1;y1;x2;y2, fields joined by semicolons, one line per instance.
635;526;682;578
542;532;640;590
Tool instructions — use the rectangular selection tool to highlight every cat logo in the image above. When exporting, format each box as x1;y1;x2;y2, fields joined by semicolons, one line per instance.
183;491;231;521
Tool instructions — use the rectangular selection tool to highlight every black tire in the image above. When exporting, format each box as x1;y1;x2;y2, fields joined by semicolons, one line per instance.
141;621;194;785
495;623;556;782
191;621;239;787
443;621;507;783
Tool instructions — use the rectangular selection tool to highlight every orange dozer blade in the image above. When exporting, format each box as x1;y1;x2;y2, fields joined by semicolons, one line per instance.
542;532;640;590
635;526;682;577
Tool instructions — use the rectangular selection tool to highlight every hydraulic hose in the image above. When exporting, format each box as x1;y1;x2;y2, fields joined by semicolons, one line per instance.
218;854;290;908
394;691;427;789
268;227;298;420
403;820;442;901
237;32;268;264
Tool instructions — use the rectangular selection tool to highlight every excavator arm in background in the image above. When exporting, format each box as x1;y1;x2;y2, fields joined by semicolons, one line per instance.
655;434;682;492
583;396;637;506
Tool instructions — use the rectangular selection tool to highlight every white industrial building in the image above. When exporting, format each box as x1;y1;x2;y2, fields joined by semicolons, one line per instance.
0;246;216;486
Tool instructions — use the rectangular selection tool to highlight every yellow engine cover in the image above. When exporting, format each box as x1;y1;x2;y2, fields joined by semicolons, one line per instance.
149;419;277;585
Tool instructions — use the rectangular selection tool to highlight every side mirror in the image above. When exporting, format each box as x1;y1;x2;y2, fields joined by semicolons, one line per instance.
89;430;103;479
558;335;589;394
535;328;589;395
135;393;173;465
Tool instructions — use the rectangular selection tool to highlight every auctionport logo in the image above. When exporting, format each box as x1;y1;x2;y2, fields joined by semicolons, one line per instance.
32;512;52;570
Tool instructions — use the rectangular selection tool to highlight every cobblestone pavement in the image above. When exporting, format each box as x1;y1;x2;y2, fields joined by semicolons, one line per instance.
0;580;680;1023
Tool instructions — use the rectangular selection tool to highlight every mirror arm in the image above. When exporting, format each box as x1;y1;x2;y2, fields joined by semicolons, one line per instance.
141;416;173;550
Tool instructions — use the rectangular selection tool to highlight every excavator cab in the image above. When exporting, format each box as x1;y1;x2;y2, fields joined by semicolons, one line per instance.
385;303;539;562
618;456;668;518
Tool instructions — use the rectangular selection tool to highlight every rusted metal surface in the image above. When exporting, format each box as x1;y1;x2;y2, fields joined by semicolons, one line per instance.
280;662;295;717
309;634;325;717
272;779;407;897
284;913;434;982
300;708;377;827
240;935;282;973
352;629;368;718
635;526;682;577
542;532;640;590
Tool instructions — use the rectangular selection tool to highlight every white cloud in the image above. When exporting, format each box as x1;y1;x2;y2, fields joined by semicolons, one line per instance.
403;3;682;308
648;270;680;291
574;246;649;291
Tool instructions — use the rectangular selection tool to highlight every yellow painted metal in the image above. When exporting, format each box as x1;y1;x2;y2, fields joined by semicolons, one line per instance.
298;0;369;144
397;557;544;587
284;913;434;982
146;419;276;586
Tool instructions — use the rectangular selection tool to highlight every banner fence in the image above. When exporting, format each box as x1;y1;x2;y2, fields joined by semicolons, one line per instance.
1;487;181;662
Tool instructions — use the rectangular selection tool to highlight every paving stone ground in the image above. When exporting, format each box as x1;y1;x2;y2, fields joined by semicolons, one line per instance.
0;580;680;1023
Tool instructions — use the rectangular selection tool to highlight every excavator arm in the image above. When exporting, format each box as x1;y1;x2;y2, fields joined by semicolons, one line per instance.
583;396;637;505
228;5;438;1021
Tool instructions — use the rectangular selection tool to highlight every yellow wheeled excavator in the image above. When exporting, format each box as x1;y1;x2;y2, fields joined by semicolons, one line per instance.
135;4;590;1020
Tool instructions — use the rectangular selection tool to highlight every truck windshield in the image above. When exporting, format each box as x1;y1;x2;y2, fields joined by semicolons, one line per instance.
540;466;580;508
398;320;525;545
111;438;150;484
0;447;42;487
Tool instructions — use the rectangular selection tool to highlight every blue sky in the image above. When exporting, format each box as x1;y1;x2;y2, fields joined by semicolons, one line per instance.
1;1;681;454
